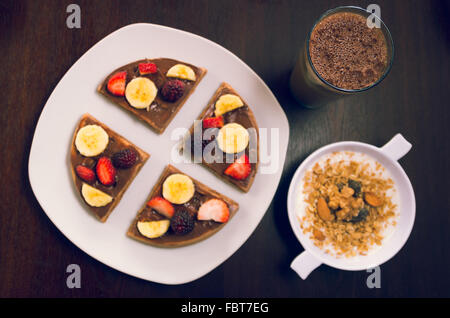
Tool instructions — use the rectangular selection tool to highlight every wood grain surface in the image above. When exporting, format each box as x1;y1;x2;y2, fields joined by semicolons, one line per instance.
0;0;449;297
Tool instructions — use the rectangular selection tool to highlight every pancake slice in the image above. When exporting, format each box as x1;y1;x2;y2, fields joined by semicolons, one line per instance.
70;113;150;222
127;165;239;248
97;58;207;134
184;82;259;192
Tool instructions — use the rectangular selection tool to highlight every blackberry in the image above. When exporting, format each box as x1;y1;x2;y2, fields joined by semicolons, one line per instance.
170;209;194;235
112;148;138;169
161;79;185;102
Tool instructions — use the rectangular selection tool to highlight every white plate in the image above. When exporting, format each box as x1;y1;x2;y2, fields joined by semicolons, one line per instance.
28;23;289;285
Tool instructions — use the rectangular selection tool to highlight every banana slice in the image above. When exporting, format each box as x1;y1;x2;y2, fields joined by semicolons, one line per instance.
214;94;244;117
166;64;196;81
75;125;109;157
162;174;195;204
137;220;170;239
125;77;157;109
217;123;249;154
81;183;113;207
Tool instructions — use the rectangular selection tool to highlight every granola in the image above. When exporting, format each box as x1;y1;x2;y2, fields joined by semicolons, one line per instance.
299;151;397;257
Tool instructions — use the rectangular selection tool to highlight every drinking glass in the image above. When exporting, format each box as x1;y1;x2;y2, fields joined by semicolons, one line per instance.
289;6;394;108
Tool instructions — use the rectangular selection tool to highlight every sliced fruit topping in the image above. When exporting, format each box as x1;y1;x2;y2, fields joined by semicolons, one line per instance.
162;173;195;204
197;199;230;223
147;197;175;219
161;79;185;102
75;125;109;157
137;220;170;239
224;154;251;180
217;123;249;154
202;116;224;129
138;62;157;75
75;165;95;183
112;148;138;169
214;94;244;117
107;71;127;96
166;64;196;81
96;157;116;186
125;77;157;109
81;183;113;207
171;209;195;235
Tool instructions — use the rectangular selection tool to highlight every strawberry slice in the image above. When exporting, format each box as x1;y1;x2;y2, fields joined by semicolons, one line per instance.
96;157;116;186
138;62;158;75
75;165;95;183
202;116;224;129
224;154;251;180
107;71;127;96
147;196;175;218
197;199;230;223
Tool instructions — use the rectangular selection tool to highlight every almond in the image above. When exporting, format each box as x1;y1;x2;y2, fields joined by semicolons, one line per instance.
313;228;326;241
317;197;334;221
364;192;383;207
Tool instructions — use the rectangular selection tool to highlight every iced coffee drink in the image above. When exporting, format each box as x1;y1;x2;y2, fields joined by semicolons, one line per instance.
290;6;393;108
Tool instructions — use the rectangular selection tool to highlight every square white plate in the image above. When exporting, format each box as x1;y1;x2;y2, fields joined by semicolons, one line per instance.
28;23;289;284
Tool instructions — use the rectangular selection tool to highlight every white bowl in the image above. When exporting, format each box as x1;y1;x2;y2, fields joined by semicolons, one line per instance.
287;134;415;279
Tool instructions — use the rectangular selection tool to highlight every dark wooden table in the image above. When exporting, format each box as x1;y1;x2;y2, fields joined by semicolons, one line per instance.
1;0;449;298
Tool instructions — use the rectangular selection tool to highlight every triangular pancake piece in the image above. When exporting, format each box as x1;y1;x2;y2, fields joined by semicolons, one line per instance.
127;165;239;248
97;58;207;134
184;82;259;192
70;113;150;222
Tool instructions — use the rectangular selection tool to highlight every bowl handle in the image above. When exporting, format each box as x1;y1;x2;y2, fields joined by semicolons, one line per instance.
290;250;322;279
380;133;412;161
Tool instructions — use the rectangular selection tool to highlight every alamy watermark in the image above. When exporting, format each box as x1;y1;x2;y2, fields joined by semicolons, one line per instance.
366;4;381;29
66;4;81;29
66;264;81;288
170;122;280;175
366;266;381;288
